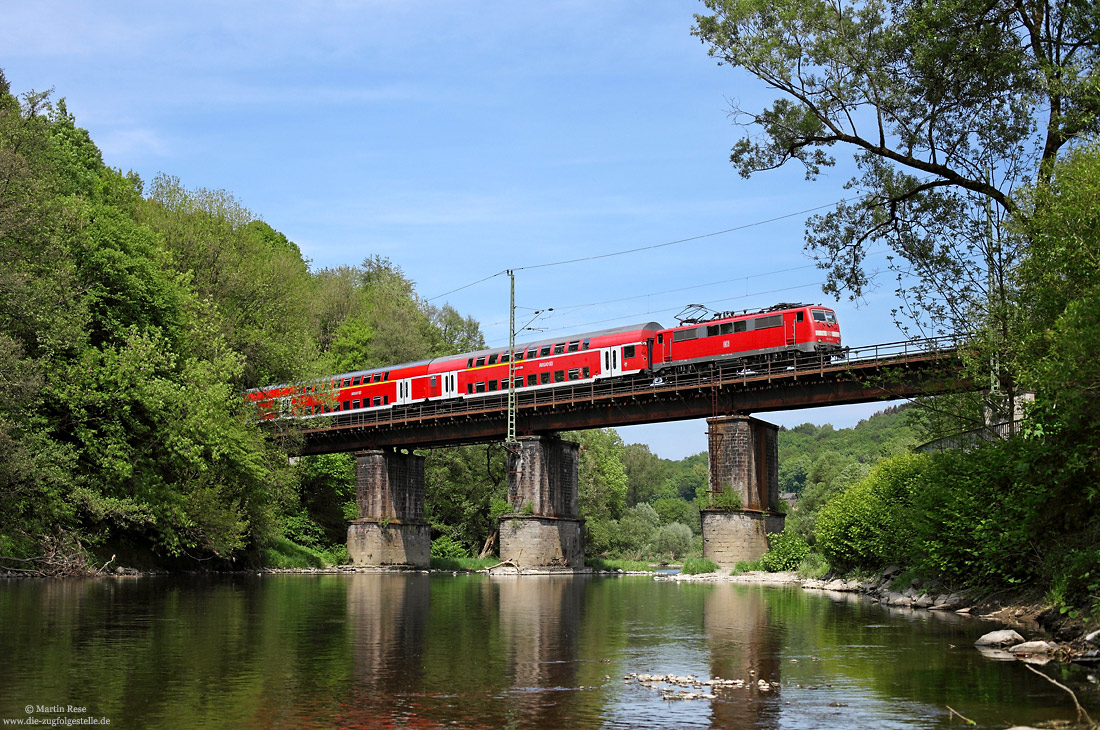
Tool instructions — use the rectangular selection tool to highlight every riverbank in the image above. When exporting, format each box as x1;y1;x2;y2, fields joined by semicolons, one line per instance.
661;567;1100;667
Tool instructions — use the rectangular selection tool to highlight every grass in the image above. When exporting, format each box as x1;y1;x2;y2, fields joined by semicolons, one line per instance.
681;557;720;575
263;537;345;569
430;556;500;571
731;559;764;574
586;557;654;572
796;552;830;579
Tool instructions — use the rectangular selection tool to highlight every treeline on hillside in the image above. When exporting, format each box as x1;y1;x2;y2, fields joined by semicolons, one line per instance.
0;72;484;571
0;71;716;572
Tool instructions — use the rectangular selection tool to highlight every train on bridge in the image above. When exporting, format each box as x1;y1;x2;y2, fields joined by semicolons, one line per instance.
247;303;841;419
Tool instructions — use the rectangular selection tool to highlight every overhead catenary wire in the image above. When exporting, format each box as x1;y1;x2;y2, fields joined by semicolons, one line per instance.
424;196;856;303
482;280;830;348
478;247;891;335
480;263;820;327
425;171;946;305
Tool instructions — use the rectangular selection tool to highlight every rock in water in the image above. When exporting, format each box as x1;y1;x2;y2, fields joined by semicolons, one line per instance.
1007;640;1057;655
974;629;1025;647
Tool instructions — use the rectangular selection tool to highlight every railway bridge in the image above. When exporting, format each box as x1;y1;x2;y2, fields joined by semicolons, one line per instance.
275;338;967;569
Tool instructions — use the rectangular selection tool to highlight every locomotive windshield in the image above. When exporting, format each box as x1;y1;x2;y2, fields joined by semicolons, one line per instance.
812;309;836;324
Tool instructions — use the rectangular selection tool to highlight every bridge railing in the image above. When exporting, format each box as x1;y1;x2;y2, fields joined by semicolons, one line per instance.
284;335;963;436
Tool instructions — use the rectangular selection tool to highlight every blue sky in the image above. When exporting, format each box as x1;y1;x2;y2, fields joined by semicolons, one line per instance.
6;1;909;458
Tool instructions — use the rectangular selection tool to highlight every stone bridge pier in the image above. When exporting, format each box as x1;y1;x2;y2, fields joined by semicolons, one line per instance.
499;435;584;568
347;449;431;567
702;415;785;568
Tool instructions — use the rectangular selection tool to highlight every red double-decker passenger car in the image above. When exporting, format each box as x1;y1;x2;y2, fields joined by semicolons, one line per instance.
246;303;840;419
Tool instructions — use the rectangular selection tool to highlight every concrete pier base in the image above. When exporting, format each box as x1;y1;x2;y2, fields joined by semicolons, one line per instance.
703;415;785;567
499;436;584;568
701;510;785;568
347;521;431;567
347;449;429;568
499;516;585;568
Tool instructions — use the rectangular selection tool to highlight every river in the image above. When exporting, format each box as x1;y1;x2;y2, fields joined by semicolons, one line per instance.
0;573;1094;728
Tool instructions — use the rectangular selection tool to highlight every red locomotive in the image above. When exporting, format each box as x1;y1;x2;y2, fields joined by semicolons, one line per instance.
246;303;840;419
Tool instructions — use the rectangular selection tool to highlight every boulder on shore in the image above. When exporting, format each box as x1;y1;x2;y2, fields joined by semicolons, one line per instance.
1008;640;1057;655
974;629;1025;647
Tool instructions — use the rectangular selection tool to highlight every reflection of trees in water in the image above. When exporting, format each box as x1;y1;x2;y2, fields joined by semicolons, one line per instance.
704;584;782;730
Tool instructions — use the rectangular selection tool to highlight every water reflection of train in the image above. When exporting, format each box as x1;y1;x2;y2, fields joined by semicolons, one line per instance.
247;303;840;419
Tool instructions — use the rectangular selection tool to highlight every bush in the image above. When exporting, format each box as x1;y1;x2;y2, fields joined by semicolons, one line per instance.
430;534;468;559
681;557;720;574
585;518;616;556
815;452;927;571
907;439;1058;588
733;559;763;573
708;490;742;511
651;523;694;559
760;531;810;572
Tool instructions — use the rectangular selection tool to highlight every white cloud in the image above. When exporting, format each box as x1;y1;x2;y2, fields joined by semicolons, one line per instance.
95;127;172;160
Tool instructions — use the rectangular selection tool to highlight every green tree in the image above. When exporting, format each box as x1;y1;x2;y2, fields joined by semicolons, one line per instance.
621;443;673;505
570;429;628;522
1013;141;1100;432
424;444;507;555
139;175;316;388
694;0;1099;424
652;497;700;534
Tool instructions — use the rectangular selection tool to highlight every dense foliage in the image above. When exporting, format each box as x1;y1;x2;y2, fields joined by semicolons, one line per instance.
0;75;301;567
0;71;489;571
809;145;1100;610
780;406;920;543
